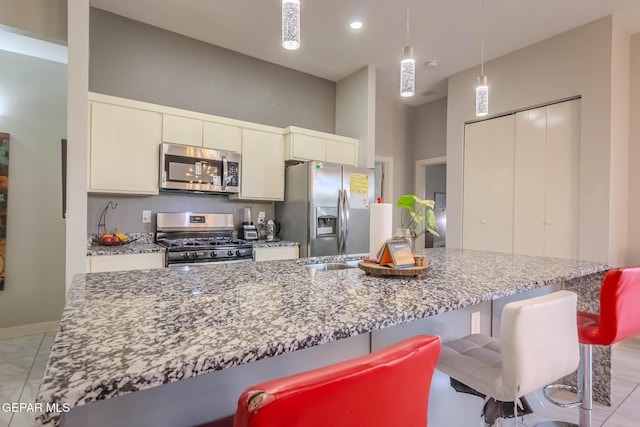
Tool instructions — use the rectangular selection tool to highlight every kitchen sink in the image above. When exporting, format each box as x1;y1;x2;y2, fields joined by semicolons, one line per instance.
305;260;360;271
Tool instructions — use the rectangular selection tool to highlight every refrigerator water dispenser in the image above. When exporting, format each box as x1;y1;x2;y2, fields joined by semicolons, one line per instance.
316;207;337;237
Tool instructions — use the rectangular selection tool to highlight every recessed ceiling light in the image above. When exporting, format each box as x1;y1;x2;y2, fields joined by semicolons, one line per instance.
424;60;438;69
350;21;363;30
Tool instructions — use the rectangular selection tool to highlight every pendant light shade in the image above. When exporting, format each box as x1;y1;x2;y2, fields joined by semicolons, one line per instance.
282;0;300;50
476;75;489;116
400;46;416;98
475;0;488;116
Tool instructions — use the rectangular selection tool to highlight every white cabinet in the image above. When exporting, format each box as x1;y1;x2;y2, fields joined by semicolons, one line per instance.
87;253;165;273
253;246;300;262
203;121;241;152
162;114;203;146
232;129;285;201
89;102;161;194
462;115;515;253
162;114;242;152
284;127;358;166
513;100;579;258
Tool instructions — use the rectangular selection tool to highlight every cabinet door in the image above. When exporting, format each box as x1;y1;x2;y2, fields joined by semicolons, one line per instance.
463;120;489;250
544;100;580;259
513;108;547;256
326;139;357;166
290;133;326;161
90;102;161;194
203;122;242;152
463;115;514;252
162;114;203;146
253;246;300;262
89;253;165;273
239;129;284;200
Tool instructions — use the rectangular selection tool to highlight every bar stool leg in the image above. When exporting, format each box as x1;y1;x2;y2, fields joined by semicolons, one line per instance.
579;343;592;427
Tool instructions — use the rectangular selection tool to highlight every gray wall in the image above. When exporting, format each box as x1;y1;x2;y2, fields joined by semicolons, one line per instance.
87;194;274;235
374;92;414;232
89;8;336;132
628;33;640;265
413;97;447;160
0;0;67;43
0;50;66;328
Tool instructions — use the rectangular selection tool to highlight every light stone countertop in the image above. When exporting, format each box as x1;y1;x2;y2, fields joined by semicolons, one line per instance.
37;248;610;426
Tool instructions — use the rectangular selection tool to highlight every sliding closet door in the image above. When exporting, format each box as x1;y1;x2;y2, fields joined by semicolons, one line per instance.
463;115;515;252
513;108;547;256
544;100;580;259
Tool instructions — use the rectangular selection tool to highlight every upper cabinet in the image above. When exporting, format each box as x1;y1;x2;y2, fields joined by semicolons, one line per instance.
284;126;358;166
231;129;285;201
162;114;241;152
89;101;161;195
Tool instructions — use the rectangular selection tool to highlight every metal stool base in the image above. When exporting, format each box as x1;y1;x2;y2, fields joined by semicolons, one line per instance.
534;422;578;427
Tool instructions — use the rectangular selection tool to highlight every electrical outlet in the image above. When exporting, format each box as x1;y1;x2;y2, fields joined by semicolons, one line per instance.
471;311;481;334
257;211;266;224
142;210;152;223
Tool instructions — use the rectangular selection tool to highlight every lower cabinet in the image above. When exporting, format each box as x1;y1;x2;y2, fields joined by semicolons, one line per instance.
87;253;165;273
253;246;300;262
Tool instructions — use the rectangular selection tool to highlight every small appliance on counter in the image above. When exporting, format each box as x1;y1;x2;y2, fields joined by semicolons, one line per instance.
239;207;258;240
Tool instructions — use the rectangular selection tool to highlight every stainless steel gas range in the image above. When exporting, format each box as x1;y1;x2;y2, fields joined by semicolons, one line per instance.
156;212;253;266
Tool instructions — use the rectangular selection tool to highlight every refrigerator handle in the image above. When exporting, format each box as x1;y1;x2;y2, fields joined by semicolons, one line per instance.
337;190;344;254
343;190;350;253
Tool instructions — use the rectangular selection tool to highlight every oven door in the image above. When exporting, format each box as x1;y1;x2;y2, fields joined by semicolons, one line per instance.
160;143;240;193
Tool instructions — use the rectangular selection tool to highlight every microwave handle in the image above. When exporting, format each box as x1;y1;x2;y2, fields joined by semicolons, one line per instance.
222;155;228;191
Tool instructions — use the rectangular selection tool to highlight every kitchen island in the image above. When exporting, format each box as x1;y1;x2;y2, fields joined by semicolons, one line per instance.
37;249;610;427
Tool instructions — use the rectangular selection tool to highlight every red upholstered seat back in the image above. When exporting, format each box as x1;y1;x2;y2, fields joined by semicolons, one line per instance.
233;335;441;427
580;267;640;345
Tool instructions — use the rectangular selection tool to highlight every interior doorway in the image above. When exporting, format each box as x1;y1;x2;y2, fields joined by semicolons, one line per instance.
415;156;446;249
374;155;394;204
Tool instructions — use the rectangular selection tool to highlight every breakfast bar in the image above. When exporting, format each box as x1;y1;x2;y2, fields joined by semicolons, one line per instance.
36;249;611;427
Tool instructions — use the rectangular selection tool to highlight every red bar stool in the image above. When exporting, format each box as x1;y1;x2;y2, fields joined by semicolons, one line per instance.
199;334;441;427
541;266;640;427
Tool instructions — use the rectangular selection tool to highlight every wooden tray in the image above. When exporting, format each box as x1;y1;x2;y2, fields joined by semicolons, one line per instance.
358;261;430;278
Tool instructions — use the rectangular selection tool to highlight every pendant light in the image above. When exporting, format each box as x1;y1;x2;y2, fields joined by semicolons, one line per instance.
475;0;488;116
400;5;415;97
282;0;300;50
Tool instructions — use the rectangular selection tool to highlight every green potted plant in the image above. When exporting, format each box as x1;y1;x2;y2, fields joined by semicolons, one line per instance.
396;194;440;247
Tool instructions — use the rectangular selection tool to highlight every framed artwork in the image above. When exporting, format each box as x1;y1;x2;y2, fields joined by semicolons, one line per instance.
0;133;8;291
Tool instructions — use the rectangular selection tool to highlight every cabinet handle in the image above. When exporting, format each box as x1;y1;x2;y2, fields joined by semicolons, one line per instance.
480;220;487;224
544;220;551;225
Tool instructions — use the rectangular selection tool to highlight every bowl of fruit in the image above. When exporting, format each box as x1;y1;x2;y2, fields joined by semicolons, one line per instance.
98;230;133;246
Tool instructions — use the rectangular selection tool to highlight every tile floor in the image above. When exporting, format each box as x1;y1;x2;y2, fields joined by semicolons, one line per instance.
0;332;638;427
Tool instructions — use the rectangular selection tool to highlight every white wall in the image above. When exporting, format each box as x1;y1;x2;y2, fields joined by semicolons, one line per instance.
66;0;89;293
609;19;630;267
336;65;376;168
0;50;67;327
628;33;640;265
447;17;614;263
375;92;413;232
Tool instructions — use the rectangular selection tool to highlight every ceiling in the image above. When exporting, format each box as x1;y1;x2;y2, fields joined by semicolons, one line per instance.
91;0;640;107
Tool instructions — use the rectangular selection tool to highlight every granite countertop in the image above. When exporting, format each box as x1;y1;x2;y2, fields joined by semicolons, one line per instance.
37;249;610;425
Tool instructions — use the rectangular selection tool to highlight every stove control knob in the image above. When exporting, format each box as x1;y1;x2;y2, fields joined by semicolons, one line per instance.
192;252;199;259
210;251;217;258
182;253;190;260
227;250;233;256
235;250;242;257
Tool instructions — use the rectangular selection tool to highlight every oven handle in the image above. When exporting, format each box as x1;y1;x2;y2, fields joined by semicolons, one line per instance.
222;155;228;191
167;258;253;267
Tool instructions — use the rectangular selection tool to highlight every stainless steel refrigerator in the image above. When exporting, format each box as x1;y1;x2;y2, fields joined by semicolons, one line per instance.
276;161;375;258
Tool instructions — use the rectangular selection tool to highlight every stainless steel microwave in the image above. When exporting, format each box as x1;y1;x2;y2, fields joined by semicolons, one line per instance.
159;143;240;194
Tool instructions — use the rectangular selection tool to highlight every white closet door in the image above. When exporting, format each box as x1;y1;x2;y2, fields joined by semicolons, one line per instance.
514;108;547;256
485;115;515;253
463;115;514;252
463;120;489;250
544;100;580;258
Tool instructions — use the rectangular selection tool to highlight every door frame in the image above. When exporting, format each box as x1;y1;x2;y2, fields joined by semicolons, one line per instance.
414;156;447;249
374;155;394;204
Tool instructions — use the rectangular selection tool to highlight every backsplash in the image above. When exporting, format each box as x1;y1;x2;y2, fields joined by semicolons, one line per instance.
87;193;275;234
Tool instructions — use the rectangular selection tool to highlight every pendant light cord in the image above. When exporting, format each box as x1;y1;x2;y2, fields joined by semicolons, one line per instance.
406;4;410;45
480;0;485;76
